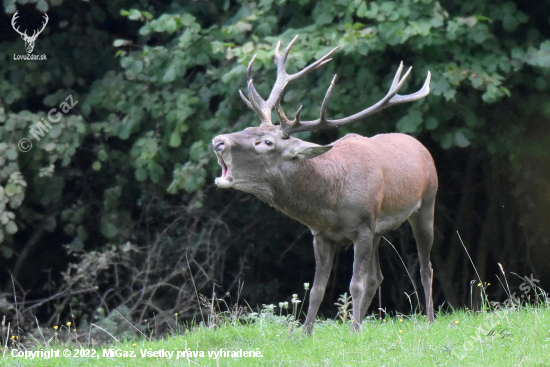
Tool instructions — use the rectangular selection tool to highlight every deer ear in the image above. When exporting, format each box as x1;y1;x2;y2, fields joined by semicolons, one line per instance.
286;141;333;160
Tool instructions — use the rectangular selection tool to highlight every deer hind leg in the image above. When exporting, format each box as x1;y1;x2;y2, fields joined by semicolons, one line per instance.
359;235;383;322
408;198;435;322
303;232;337;335
350;228;375;331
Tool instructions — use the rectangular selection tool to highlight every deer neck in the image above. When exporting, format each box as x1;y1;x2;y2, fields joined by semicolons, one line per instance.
258;156;343;229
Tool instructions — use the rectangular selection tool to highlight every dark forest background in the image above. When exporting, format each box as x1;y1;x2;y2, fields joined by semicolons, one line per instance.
1;0;549;337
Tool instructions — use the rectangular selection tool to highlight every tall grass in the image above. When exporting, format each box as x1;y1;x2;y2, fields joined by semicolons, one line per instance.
1;302;549;367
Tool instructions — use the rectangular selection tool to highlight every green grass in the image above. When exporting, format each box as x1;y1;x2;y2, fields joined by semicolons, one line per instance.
2;305;549;366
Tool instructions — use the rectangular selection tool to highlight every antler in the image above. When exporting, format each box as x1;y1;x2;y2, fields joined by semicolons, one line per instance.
11;11;26;37
277;62;431;138
32;13;49;39
10;11;48;40
239;35;340;125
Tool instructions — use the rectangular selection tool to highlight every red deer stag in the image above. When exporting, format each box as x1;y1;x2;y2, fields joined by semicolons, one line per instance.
213;36;437;334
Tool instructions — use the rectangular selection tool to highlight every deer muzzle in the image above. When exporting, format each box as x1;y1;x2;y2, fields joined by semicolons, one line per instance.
212;136;233;188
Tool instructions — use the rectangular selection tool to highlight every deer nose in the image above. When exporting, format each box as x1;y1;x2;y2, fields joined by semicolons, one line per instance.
213;137;227;153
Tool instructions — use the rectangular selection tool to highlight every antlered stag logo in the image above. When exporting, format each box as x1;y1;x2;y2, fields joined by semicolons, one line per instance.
11;11;49;54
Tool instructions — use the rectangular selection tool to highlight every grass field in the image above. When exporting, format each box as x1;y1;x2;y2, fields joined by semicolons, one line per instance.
1;304;549;367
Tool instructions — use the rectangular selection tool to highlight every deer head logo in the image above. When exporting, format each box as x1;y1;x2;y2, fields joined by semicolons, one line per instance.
11;11;49;54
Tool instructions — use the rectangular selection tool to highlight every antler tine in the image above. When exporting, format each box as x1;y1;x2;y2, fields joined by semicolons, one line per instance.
367;64;413;110
248;79;271;124
390;71;431;103
275;80;299;133
319;75;338;123
240;35;340;126
280;62;431;136
278;74;338;138
287;49;339;83
239;90;254;110
245;55;267;112
275;35;299;67
245;54;265;107
240;54;259;110
240;54;272;123
11;11;26;36
268;40;339;117
36;13;49;35
390;61;405;90
246;53;257;80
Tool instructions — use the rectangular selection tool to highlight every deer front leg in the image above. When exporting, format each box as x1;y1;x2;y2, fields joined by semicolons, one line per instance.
350;228;375;331
303;232;336;335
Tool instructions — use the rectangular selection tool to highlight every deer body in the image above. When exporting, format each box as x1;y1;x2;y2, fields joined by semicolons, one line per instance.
249;133;435;236
213;36;437;334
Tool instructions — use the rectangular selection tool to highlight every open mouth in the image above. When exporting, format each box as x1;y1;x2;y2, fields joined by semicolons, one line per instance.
214;152;233;188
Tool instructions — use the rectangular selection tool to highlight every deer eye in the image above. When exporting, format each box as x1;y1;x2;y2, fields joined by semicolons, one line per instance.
264;140;273;146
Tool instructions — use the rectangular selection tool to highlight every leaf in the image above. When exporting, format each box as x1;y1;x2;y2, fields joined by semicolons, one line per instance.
235;21;252;32
5;221;17;235
77;226;88;241
36;0;48;12
241;42;254;54
440;133;454;149
0;245;13;259
148;162;164;184
44;142;56;152
380;2;396;12
69;237;84;250
135;168;147;182
5;149;17;160
4;3;16;13
129;60;143;74
44;216;57;232
113;39;130;47
4;183;17;197
396;110;423;133
9;193;24;209
315;12;333;26
162;67;176;83
357;2;367;18
502;15;518;32
128;9;143;21
98;150;108;161
454;132;470;147
169;132;182;147
425;117;439;130
100;216;118;239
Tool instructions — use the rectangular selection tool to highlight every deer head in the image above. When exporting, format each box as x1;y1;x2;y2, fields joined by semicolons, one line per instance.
11;11;49;54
